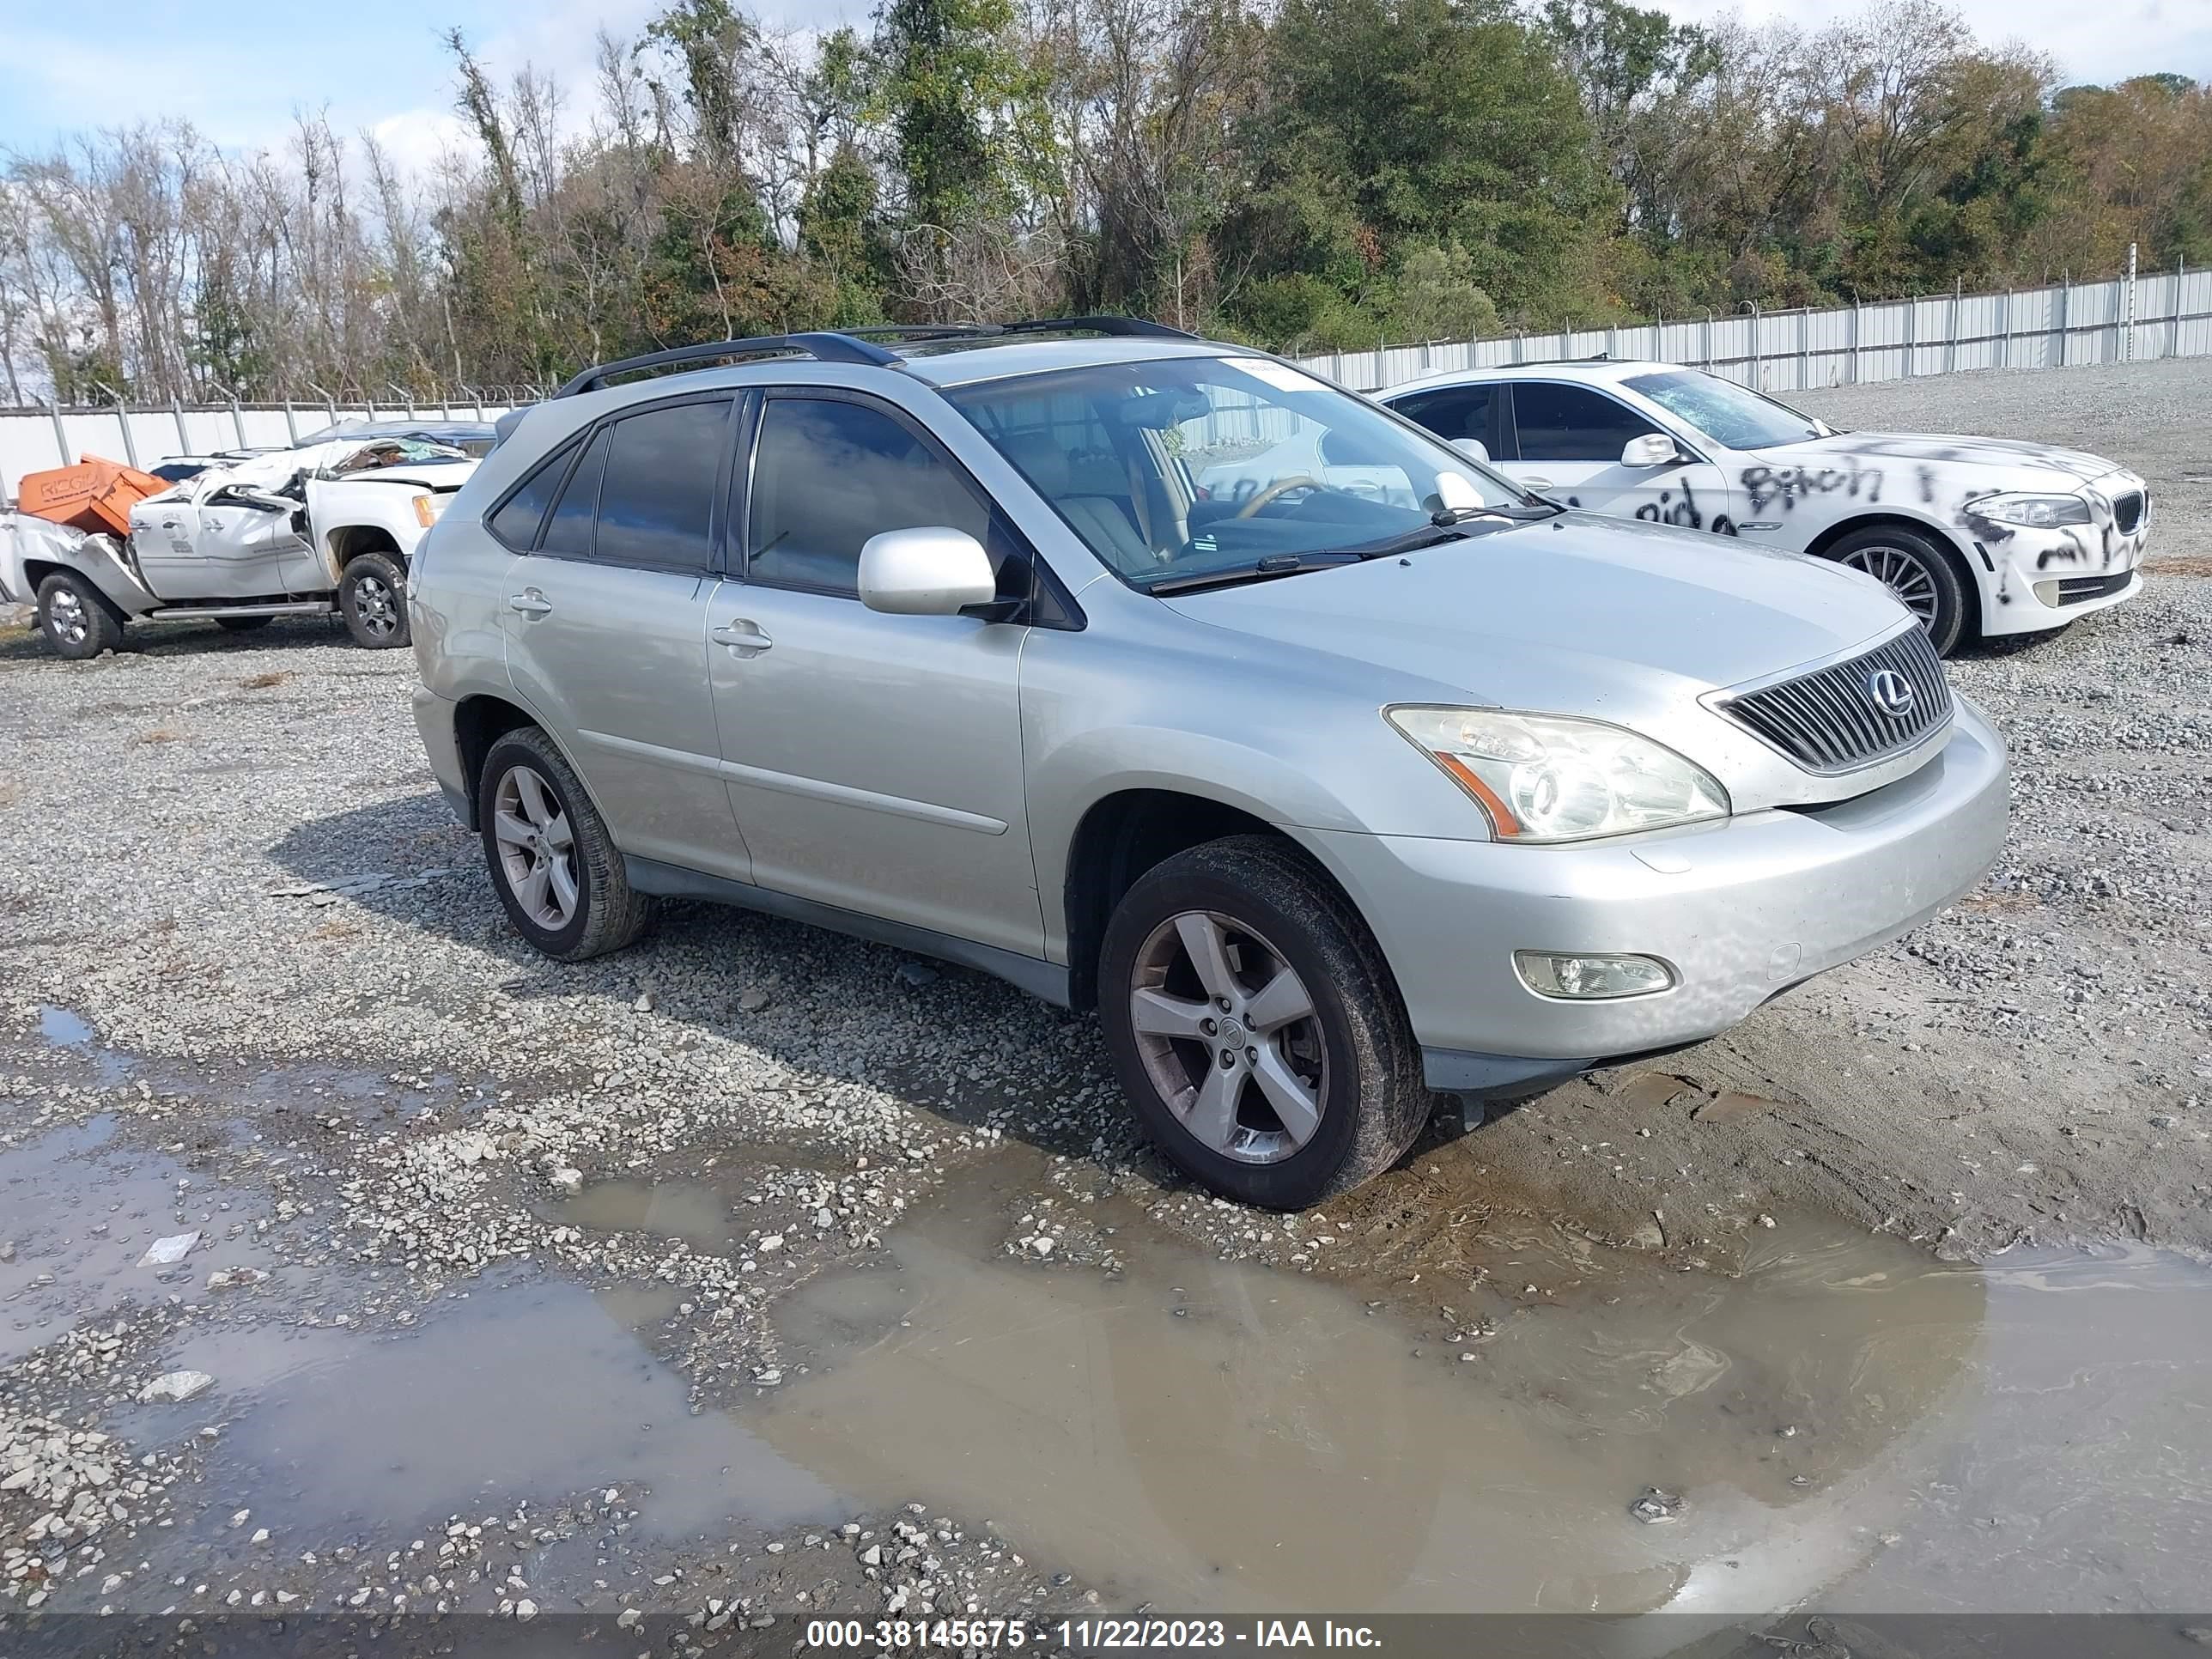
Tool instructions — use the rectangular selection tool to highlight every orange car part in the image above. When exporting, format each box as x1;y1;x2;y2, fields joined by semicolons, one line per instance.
16;455;170;538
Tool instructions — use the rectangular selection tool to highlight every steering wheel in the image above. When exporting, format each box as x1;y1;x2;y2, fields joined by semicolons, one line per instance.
1235;475;1324;519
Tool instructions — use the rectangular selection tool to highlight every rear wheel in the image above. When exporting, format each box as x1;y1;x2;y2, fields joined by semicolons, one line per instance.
36;571;125;659
1825;525;1972;656
477;726;653;960
1097;836;1431;1209
338;550;410;648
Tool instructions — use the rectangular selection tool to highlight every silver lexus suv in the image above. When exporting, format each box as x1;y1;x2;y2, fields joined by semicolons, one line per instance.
408;319;2008;1209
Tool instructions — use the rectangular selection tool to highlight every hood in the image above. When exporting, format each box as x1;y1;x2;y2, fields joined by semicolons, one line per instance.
322;461;477;491
1754;429;2122;489
1162;511;1902;714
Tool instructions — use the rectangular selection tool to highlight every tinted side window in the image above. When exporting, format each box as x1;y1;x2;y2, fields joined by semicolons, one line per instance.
1510;384;1658;463
1393;385;1494;446
487;438;577;550
747;398;993;596
541;426;611;558
594;399;728;570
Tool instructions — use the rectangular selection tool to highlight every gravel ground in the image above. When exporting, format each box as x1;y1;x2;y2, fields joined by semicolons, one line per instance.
3;356;2209;1634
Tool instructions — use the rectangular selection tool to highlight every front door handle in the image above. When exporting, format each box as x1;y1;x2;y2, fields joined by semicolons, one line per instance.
711;619;773;658
1522;476;1556;490
507;589;553;617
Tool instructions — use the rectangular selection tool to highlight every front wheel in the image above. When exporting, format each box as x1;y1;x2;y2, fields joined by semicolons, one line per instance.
1097;835;1431;1209
36;570;125;659
1825;526;1972;656
338;550;410;649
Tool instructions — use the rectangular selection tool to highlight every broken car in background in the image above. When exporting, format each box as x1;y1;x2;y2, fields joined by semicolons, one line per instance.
2;430;485;657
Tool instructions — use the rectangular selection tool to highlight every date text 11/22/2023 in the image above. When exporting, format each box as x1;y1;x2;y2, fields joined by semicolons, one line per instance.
804;1618;1385;1649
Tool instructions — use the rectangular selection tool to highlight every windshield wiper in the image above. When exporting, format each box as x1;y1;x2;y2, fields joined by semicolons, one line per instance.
1434;501;1560;525
1331;516;1543;561
1146;551;1360;594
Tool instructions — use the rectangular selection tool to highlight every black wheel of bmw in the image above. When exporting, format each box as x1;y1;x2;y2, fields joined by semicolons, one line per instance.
1825;525;1972;656
1097;836;1431;1210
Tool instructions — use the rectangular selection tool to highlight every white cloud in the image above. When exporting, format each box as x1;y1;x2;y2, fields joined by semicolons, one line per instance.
368;110;474;179
1644;0;2212;86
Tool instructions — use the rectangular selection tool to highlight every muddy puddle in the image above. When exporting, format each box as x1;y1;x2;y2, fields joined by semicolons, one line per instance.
126;1275;844;1541
0;1114;284;1365
752;1167;2212;1616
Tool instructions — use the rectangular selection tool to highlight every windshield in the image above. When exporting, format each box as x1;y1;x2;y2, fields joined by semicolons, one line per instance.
296;421;496;456
945;356;1531;591
1621;369;1826;451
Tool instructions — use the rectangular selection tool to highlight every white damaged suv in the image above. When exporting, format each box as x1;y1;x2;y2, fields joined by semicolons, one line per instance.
1383;360;2148;654
409;321;2008;1208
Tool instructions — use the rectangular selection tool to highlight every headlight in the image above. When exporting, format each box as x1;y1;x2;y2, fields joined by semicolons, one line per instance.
1971;492;2090;527
412;494;448;528
1387;707;1729;842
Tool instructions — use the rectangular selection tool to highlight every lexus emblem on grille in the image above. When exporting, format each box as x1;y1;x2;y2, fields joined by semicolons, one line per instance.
1866;667;1916;718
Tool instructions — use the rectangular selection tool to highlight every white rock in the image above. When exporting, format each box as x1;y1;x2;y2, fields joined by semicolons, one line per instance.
549;1167;584;1196
138;1231;199;1267
1029;1236;1054;1257
758;1234;785;1251
137;1370;214;1404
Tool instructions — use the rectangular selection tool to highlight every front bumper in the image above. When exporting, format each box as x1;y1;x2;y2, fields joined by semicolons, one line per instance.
1977;471;2149;638
1304;699;2008;1080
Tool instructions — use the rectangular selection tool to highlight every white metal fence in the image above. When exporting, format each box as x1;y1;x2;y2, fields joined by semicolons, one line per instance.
0;395;519;505
1294;263;2212;395
6;261;2206;501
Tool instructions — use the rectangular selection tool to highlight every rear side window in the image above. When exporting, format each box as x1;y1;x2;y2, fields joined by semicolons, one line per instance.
487;437;577;550
1391;384;1495;447
593;399;729;570
541;426;611;558
1510;383;1658;463
747;398;993;596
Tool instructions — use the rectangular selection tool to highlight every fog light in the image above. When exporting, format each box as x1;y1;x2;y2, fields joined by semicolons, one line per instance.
1516;951;1675;1000
2033;579;2060;606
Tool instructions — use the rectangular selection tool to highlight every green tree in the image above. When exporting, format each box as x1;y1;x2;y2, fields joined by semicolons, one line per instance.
1221;0;1611;342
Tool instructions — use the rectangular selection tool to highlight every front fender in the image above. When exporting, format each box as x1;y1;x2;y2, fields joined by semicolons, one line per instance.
306;479;432;586
1026;726;1375;963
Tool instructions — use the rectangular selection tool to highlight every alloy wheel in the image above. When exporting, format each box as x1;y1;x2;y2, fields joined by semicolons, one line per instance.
1839;543;1940;626
49;587;88;646
1127;909;1328;1165
493;764;580;930
353;574;398;638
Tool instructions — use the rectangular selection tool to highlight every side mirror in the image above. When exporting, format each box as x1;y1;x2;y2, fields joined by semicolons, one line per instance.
1620;433;1680;468
858;526;998;617
1452;436;1491;464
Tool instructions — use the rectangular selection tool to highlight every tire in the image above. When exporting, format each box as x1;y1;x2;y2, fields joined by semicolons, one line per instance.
36;570;125;660
1823;525;1972;656
338;550;410;648
477;726;653;961
216;615;273;634
1097;835;1431;1210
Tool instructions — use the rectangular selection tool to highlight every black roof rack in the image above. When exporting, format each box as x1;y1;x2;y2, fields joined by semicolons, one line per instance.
552;331;900;398
550;315;1199;400
847;315;1199;343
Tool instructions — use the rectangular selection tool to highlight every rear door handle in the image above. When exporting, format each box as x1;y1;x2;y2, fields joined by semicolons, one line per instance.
711;619;773;657
507;589;553;617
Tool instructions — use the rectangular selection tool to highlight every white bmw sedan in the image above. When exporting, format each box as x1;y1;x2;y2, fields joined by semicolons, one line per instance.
1382;359;2148;654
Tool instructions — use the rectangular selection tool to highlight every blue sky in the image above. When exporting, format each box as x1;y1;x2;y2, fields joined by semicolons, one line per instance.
0;0;2203;164
0;0;867;163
